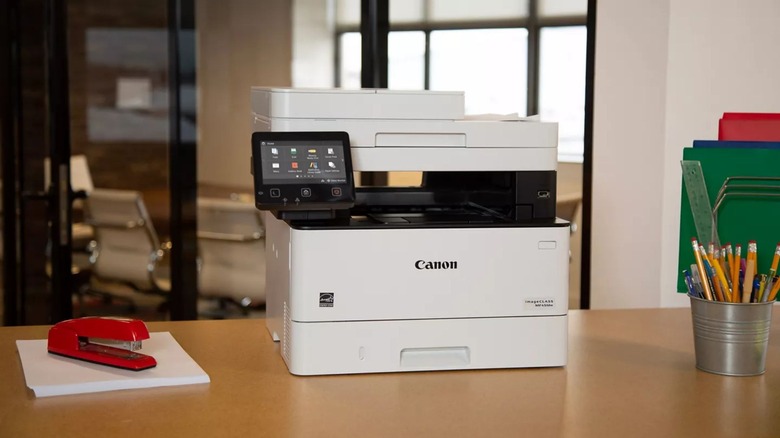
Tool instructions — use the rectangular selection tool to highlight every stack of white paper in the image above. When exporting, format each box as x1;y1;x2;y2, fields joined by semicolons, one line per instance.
16;332;210;398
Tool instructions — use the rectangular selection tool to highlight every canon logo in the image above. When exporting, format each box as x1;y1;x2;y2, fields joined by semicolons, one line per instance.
415;260;458;270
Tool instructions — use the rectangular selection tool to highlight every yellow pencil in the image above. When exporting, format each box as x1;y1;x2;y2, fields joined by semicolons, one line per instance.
703;245;730;301
743;241;757;303
770;243;780;277
710;256;732;303
726;243;734;274
700;244;721;300
692;239;713;300
718;248;731;291
768;277;780;302
733;244;742;303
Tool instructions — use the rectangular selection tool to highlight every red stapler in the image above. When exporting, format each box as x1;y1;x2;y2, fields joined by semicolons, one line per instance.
48;317;157;371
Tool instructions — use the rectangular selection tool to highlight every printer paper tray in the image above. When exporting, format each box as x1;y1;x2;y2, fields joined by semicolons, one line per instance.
280;315;568;375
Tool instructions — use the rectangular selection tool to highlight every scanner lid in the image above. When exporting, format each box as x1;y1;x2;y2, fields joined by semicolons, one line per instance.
251;87;465;121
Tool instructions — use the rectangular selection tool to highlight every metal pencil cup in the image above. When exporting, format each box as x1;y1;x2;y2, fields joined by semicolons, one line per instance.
689;294;773;376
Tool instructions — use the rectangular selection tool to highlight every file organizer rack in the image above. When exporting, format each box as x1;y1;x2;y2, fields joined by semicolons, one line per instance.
677;147;780;293
713;177;780;234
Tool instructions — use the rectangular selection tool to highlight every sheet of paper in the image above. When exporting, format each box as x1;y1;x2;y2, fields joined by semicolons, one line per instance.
16;332;210;398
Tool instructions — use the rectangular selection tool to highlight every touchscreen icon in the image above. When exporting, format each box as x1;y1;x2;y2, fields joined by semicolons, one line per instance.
291;148;297;155
271;163;280;169
291;162;298;169
271;147;278;155
308;149;317;154
328;161;336;169
309;162;318;169
327;148;334;154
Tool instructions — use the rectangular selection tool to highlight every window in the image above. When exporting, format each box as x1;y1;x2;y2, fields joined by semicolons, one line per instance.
338;32;362;89
540;26;587;163
429;29;527;116
333;0;587;162
388;31;425;90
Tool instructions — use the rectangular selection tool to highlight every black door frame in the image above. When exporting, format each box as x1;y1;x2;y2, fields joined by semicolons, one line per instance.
167;0;198;320
44;0;74;322
0;0;199;324
1;0;24;325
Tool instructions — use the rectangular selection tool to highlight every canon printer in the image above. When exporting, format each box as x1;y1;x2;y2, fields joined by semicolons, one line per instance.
250;87;569;375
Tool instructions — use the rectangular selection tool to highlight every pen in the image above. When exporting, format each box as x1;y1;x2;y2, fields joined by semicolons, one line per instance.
757;274;767;302
690;266;705;299
683;270;696;297
751;276;761;302
692;239;714;300
720;246;731;286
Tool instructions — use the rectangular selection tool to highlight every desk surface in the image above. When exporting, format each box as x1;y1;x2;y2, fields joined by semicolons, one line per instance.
1;308;779;437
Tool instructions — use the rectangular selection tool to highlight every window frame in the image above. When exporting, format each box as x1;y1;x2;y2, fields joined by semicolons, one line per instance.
334;1;586;135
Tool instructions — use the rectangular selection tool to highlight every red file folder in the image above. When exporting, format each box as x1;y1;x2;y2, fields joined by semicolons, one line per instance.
718;112;780;141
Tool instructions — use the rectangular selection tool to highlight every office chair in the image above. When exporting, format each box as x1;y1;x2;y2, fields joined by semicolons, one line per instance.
80;188;170;314
197;197;266;318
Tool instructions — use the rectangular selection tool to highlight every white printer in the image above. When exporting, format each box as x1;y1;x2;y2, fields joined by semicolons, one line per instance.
250;87;569;376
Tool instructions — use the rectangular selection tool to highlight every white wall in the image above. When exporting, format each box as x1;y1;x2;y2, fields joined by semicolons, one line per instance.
592;0;780;308
591;0;670;308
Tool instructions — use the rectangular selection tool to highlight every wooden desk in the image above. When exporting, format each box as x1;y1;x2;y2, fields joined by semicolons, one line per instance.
1;308;779;437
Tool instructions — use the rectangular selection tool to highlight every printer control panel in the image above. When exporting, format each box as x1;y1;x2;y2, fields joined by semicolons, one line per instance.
251;131;356;214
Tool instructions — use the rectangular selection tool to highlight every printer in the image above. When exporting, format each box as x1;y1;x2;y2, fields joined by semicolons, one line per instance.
250;87;569;375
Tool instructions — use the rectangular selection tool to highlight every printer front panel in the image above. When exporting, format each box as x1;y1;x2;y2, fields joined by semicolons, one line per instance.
288;226;569;323
264;212;291;342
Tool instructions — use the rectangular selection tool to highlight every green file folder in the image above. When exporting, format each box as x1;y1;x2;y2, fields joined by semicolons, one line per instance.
677;147;780;293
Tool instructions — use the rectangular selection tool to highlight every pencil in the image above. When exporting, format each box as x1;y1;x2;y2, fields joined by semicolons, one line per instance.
720;247;731;286
692;239;713;300
710;256;732;302
760;243;780;302
742;241;757;303
701;246;724;301
726;243;734;274
763;275;776;302
733;244;742;302
770;243;780;277
768;277;780;302
704;245;731;302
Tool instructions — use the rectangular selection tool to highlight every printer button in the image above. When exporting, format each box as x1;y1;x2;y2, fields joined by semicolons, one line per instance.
301;188;311;197
270;188;281;198
331;187;342;196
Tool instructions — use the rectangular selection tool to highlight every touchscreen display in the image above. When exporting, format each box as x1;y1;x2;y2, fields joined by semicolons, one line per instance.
259;140;348;185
